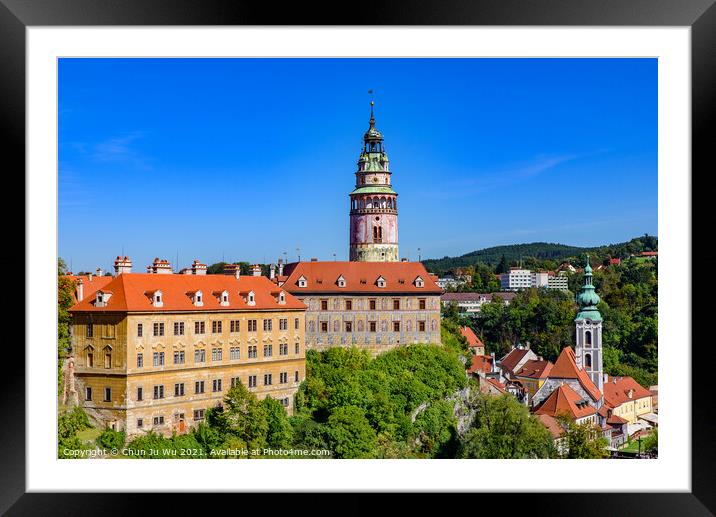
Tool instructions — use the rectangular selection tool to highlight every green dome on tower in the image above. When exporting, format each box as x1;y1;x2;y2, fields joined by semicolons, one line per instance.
575;255;602;322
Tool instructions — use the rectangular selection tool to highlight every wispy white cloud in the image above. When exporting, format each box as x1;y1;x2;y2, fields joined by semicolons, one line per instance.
91;132;150;169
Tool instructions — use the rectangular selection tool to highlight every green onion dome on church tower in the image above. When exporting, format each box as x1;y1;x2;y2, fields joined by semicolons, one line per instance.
575;255;602;321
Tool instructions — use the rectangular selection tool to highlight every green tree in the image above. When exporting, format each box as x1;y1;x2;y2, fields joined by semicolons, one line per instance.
325;406;377;458
459;393;554;459
262;396;293;449
557;415;610;459
57;266;75;394
642;430;658;456
97;428;126;450
210;382;269;450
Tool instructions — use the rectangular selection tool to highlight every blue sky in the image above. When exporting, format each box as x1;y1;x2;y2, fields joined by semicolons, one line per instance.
59;58;657;273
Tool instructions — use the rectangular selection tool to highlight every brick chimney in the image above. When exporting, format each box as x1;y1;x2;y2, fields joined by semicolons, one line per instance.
278;258;284;276
76;278;84;301
250;264;262;276
114;255;132;275
191;260;207;275
223;263;241;279
148;258;172;274
96;267;103;277
269;263;276;280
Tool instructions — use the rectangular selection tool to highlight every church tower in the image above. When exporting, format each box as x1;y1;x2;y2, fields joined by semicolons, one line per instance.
349;101;399;262
574;256;604;395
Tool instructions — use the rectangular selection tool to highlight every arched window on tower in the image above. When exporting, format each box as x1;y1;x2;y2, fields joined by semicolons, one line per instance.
585;353;592;368
585;330;592;345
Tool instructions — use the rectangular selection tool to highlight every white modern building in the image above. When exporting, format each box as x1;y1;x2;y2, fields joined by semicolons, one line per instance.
441;292;517;314
500;268;569;291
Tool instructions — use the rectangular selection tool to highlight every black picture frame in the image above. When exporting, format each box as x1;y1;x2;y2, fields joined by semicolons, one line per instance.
3;0;712;514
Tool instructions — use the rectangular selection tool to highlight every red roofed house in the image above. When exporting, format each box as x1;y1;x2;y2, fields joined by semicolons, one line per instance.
66;270;307;438
602;375;654;424
460;326;485;355
498;346;538;381
535;383;598;425
278;260;442;356
513;359;554;398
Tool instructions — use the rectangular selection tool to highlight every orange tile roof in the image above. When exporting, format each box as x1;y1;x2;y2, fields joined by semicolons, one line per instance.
63;275;114;303
468;355;493;375
535;383;597;420
460;326;483;348
499;348;530;374
603;375;652;407
485;377;507;393
536;413;566;439
69;273;306;313
280;261;442;294
515;359;554;380
549;347;601;402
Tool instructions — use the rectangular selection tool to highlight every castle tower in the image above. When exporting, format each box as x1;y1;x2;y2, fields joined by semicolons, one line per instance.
349;101;399;262
574;256;604;395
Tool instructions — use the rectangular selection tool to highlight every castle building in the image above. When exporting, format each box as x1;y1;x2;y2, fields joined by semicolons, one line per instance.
349;102;399;262
67;271;306;437
276;260;442;356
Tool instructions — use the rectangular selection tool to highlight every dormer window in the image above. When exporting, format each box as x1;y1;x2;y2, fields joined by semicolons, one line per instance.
376;276;386;288
414;276;424;288
148;290;163;308
189;290;203;307
95;290;112;307
336;275;346;288
247;290;256;306
297;276;308;288
219;290;229;307
278;291;286;305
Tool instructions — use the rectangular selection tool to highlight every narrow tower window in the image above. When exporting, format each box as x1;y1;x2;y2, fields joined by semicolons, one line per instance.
585;330;592;345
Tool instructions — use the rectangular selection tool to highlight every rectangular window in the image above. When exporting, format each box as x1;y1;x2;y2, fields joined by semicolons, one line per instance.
137;323;143;337
153;322;165;337
85;387;92;401
294;317;300;330
137;387;143;401
193;409;205;421
104;353;112;369
212;320;222;333
279;318;288;330
279;343;288;356
136;353;143;368
174;351;185;364
87;352;93;368
263;344;273;357
230;347;240;360
230;320;240;333
369;321;377;332
345;321;352;332
345;300;352;311
137;419;143;428
174;321;185;336
194;321;205;334
393;299;400;310
174;383;185;397
264;374;272;386
320;322;328;333
153;416;164;426
248;375;257;388
248;345;257;359
419;299;426;310
195;380;205;394
295;371;299;382
86;323;93;338
321;300;328;311
212;348;223;362
281;398;289;407
280;372;288;384
231;376;241;388
194;349;206;363
418;321;426;332
295;343;300;354
153;352;165;367
212;379;222;392
248;319;257;332
393;321;401;332
263;319;273;331
369;300;376;310
103;387;111;402
153;385;164;399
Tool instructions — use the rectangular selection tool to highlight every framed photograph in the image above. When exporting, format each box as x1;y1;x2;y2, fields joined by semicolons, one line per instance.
4;0;712;512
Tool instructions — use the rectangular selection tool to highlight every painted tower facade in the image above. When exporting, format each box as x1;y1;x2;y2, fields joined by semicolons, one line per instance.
574;257;604;395
349;102;399;262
